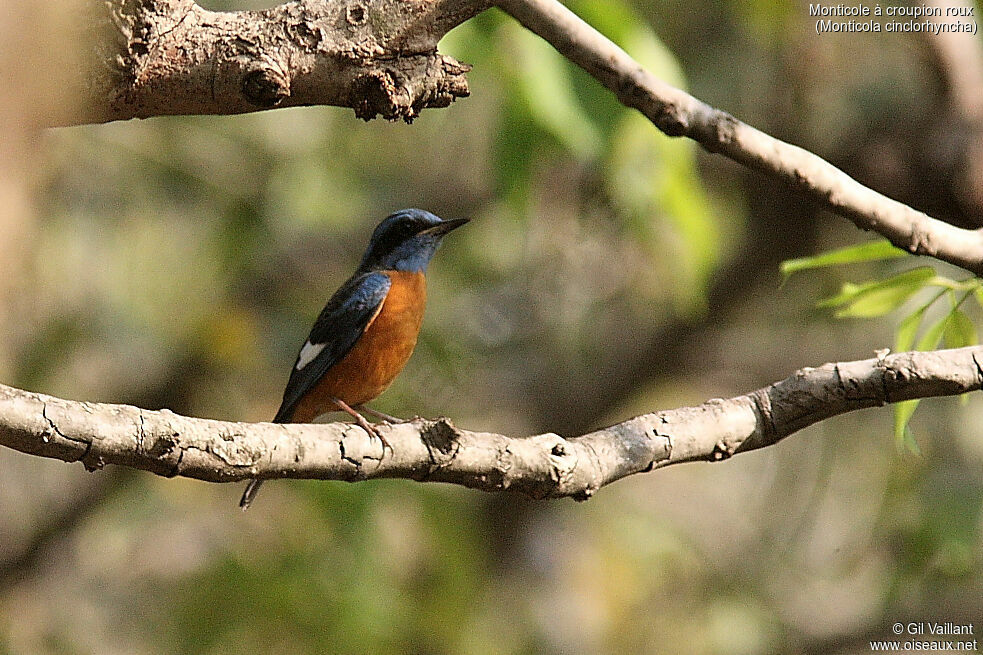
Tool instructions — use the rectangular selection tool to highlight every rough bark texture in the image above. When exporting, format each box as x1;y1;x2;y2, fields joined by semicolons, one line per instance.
2;347;980;500
72;0;486;125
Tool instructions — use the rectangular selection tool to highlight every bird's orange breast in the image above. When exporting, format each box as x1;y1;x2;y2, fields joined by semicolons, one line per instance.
290;271;427;422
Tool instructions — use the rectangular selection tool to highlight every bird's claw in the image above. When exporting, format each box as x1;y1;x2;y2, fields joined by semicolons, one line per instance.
332;396;394;457
352;414;392;456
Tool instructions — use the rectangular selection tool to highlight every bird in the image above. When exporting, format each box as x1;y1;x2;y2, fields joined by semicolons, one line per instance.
239;209;468;509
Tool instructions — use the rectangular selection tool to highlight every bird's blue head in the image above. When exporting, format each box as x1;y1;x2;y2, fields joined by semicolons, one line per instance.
358;209;469;273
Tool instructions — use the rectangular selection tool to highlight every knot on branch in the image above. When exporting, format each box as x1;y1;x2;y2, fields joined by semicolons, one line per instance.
241;65;291;108
350;69;401;120
345;3;368;26
545;437;582;497
421;417;460;470
348;55;471;122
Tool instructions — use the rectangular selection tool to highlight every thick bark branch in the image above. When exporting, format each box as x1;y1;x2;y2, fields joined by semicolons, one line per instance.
70;0;487;125
496;0;983;276
2;347;980;500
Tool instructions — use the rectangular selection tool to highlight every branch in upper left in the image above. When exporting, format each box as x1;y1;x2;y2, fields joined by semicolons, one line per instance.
59;0;491;126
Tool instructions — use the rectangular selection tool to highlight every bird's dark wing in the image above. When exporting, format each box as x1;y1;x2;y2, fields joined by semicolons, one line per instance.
273;271;392;423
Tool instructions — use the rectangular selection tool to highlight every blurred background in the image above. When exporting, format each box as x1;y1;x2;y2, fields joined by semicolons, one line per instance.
1;0;981;653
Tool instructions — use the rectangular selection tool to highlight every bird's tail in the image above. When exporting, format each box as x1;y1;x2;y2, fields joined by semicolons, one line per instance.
239;405;294;512
240;410;293;510
239;479;264;510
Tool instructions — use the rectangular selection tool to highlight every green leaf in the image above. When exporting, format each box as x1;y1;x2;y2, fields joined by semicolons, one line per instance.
895;305;928;352
780;240;907;281
974;285;983;309
818;267;933;308
916;302;956;351
818;267;935;318
894;398;918;439
893;407;922;454
835;282;925;318
893;293;977;444
894;289;948;352
944;309;978;349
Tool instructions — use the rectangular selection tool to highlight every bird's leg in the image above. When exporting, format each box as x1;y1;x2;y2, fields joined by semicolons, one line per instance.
355;405;407;424
331;397;392;454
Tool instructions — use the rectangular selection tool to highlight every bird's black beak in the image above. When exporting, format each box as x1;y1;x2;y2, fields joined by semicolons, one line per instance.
421;218;469;237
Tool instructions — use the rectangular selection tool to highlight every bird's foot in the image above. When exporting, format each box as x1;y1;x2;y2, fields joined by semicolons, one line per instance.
333;397;392;456
354;412;392;454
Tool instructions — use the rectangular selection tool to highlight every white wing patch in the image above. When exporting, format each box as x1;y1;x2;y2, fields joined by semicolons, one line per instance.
295;340;327;370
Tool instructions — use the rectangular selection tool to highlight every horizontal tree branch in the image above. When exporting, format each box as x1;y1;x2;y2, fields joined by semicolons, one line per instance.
2;347;980;500
496;0;983;276
67;0;489;125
